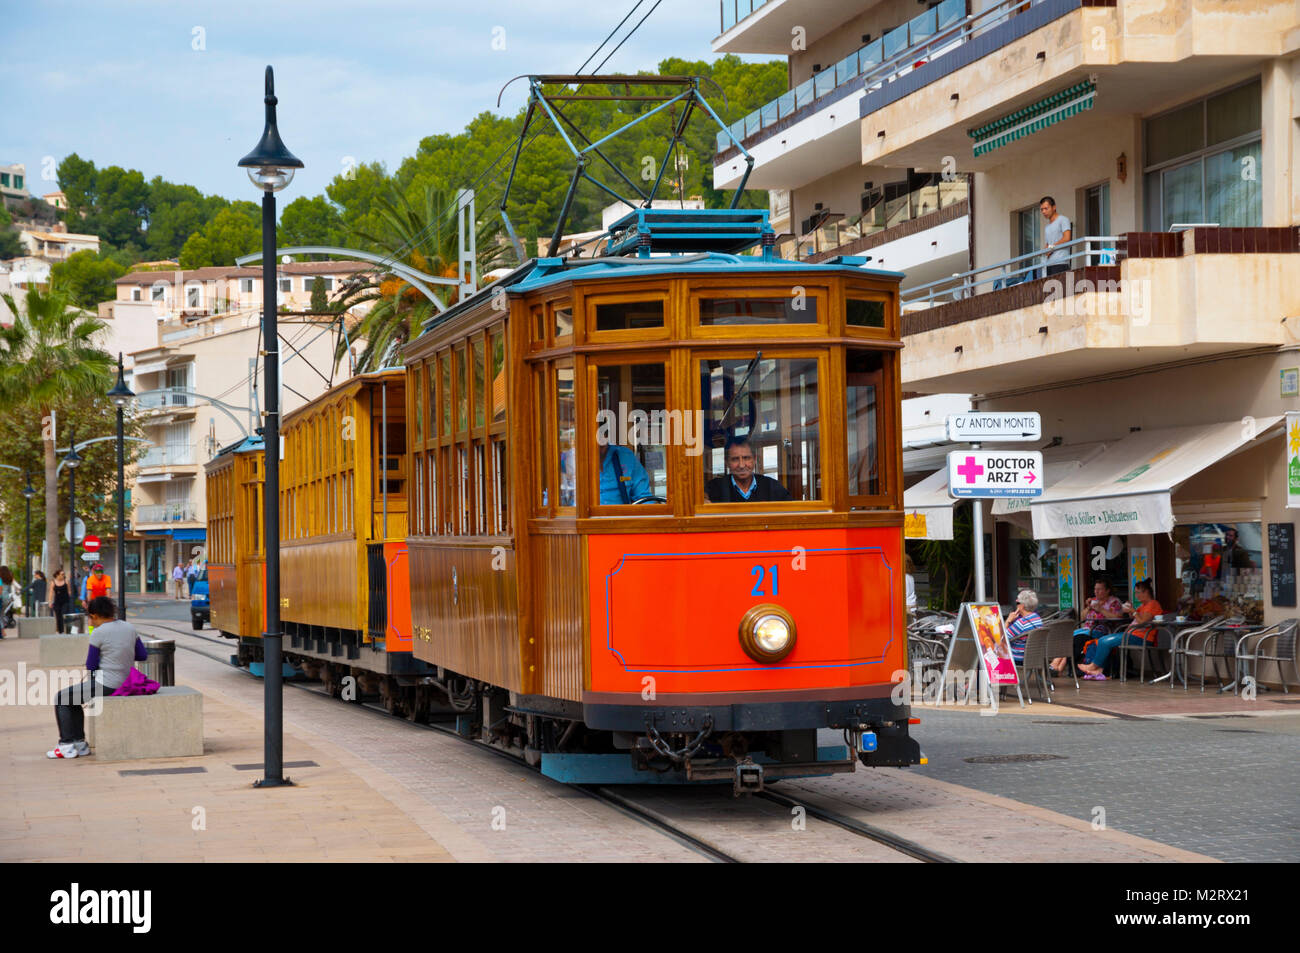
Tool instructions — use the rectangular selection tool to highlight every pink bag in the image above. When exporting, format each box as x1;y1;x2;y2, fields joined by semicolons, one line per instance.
112;667;160;696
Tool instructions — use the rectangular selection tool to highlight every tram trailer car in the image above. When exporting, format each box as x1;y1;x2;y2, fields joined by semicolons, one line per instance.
205;371;433;711
401;209;922;792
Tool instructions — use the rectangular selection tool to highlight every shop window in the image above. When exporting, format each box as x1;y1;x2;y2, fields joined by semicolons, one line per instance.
699;355;821;502
1172;522;1264;622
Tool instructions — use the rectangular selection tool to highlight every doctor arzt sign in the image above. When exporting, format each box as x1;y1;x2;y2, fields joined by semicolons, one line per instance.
947;451;1044;498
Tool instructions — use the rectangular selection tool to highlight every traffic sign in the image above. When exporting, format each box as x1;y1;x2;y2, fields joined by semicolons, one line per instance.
946;411;1041;443
63;518;86;544
947;450;1044;498
83;535;101;553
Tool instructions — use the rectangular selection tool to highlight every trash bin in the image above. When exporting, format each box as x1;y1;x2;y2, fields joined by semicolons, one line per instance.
141;638;176;687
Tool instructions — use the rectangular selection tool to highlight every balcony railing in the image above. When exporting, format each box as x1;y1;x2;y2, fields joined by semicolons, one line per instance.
901;235;1121;307
797;178;968;259
719;0;775;34
716;0;1035;155
139;444;196;467
137;388;192;409
137;503;198;523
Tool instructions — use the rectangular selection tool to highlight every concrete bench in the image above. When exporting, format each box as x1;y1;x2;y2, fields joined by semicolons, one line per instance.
17;616;57;639
86;686;204;760
38;633;89;667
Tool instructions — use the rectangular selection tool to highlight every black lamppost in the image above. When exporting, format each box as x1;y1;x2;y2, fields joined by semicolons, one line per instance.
65;429;82;612
108;353;135;622
22;474;36;617
238;64;301;789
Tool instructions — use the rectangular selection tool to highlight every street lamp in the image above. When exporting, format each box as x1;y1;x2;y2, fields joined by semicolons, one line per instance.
108;353;135;622
22;474;36;617
65;428;82;613
238;64;301;790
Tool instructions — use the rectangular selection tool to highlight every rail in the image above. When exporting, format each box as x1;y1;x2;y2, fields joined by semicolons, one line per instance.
798;178;967;258
901;235;1121;306
137;388;192;409
717;0;1031;154
718;0;775;34
137;503;198;523
139;444;197;467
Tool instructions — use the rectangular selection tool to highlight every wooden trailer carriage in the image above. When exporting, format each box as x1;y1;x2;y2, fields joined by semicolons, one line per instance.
402;210;919;788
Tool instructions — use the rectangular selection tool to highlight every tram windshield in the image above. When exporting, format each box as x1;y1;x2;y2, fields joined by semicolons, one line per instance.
700;356;821;503
591;362;670;505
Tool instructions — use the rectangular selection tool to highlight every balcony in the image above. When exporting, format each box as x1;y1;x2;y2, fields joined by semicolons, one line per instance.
713;0;985;187
137;388;192;410
799;175;967;254
899;227;1300;394
136;503;199;524
139;444;197;468
715;0;861;54
859;0;1294;171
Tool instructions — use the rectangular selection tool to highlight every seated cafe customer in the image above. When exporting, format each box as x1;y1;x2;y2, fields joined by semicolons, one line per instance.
1005;589;1044;662
46;596;148;760
1057;579;1127;674
1078;579;1162;680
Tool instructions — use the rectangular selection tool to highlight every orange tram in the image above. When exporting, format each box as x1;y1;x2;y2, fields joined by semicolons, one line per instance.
206;209;921;793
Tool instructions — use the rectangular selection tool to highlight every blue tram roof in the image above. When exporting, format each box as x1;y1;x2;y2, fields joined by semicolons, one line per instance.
213;435;264;458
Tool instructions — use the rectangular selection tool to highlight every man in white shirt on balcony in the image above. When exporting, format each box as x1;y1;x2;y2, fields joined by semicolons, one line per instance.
1040;196;1072;277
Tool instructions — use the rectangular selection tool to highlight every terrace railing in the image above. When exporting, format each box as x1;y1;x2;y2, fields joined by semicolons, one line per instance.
716;0;1041;155
136;503;198;523
901;235;1122;307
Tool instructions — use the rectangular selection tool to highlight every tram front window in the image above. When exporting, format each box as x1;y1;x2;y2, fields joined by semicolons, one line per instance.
593;363;669;506
700;356;821;503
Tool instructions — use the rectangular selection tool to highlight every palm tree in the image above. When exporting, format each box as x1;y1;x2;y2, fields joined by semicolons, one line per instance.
0;285;114;577
332;186;512;372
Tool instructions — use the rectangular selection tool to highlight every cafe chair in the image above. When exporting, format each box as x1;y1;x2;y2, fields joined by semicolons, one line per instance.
1234;619;1299;695
1118;620;1167;684
1169;616;1226;691
1042;620;1080;693
1175;616;1242;692
1013;627;1053;703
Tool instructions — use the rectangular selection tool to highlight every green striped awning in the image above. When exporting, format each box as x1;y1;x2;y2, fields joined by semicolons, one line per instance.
968;81;1096;158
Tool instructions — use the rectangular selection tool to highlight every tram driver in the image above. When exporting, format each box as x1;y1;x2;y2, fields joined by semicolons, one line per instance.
593;420;653;504
706;434;792;503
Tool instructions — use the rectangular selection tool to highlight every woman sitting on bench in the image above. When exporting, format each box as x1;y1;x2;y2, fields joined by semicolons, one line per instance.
47;596;147;760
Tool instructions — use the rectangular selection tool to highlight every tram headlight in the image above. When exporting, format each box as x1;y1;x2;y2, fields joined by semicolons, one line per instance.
739;604;797;663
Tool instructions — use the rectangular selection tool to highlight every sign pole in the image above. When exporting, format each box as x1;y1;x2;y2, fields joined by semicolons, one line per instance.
971;441;986;602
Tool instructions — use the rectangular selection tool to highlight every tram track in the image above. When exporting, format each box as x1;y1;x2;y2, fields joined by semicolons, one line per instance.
139;620;949;863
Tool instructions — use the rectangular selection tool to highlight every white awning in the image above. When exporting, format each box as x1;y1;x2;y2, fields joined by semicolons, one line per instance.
132;360;171;375
903;468;955;540
136;473;174;483
992;442;1108;518
1030;418;1282;539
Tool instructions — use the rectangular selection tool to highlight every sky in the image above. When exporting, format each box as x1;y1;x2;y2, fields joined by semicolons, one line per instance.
3;0;775;203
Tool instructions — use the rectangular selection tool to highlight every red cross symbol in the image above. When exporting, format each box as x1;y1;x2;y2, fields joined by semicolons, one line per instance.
956;456;984;484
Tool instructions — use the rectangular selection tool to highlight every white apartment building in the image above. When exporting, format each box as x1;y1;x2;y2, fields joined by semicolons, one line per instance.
0;162;29;202
99;260;374;592
794;0;1300;646
17;223;99;261
713;0;973;463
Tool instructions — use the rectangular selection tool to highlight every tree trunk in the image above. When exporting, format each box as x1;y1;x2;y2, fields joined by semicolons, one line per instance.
44;410;59;577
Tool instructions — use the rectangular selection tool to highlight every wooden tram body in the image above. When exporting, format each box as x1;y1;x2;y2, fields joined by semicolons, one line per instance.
205;438;266;649
209;210;921;789
401;210;919;788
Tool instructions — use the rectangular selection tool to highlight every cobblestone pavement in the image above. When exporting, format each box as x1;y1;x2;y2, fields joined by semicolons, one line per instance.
866;708;1300;863
1;618;1230;863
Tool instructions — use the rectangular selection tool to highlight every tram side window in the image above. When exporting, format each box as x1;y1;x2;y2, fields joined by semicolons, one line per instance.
846;350;884;500
700;356;821;502
556;365;576;508
595;300;665;332
699;297;817;326
594;363;669;506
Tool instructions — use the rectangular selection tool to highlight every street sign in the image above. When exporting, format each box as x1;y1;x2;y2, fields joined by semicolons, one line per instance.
80;552;98;563
63;518;86;544
947;450;1044;498
946;411;1041;443
82;535;101;553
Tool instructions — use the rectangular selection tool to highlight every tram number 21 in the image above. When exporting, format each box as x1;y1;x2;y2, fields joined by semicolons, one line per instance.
750;564;779;597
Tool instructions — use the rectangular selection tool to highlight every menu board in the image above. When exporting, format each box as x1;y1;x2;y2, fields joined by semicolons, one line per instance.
1268;523;1296;607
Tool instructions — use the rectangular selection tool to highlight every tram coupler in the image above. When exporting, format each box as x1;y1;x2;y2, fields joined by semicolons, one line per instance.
735;759;764;795
857;722;922;768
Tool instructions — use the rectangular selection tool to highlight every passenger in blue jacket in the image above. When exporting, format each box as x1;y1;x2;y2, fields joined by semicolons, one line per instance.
47;596;148;760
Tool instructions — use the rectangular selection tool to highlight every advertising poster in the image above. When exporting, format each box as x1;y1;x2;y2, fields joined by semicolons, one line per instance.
966;603;1019;685
1057;544;1075;611
1288;413;1300;508
1129;546;1149;589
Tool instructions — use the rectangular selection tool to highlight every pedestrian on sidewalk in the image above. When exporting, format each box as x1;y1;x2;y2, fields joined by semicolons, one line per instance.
185;560;199;598
171;563;185;600
51;569;72;634
47;596;148;760
0;566;16;634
